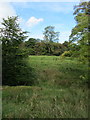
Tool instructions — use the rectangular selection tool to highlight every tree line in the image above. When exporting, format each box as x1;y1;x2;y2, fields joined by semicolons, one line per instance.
25;38;69;56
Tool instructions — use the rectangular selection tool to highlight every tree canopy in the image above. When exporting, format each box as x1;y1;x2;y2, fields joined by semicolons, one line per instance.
43;26;60;43
69;1;90;60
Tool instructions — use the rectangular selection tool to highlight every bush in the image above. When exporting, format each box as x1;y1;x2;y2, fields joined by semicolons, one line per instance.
61;51;72;57
53;50;61;56
2;58;37;86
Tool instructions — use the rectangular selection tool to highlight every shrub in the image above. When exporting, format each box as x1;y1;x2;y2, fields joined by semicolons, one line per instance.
61;51;72;57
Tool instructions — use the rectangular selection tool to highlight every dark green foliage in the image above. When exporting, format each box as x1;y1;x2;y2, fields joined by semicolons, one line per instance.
0;16;36;86
25;39;69;56
25;38;38;55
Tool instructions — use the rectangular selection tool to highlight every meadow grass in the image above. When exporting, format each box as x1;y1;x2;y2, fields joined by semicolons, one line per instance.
2;56;88;118
28;56;88;88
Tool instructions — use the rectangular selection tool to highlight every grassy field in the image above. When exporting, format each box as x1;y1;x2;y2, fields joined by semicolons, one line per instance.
2;56;88;118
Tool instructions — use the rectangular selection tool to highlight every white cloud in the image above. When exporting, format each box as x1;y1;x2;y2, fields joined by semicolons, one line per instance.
26;16;43;27
0;3;16;19
0;2;24;28
0;2;16;26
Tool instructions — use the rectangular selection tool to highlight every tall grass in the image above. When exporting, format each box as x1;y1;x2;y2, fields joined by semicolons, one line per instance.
2;86;88;118
28;56;88;88
2;56;88;118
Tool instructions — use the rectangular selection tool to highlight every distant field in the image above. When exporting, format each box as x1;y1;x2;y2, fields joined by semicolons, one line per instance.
2;56;88;118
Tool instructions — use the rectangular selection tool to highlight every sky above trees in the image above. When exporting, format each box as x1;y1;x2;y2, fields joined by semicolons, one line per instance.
0;1;88;43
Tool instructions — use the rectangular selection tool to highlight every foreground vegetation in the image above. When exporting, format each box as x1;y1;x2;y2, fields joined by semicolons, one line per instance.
2;56;88;118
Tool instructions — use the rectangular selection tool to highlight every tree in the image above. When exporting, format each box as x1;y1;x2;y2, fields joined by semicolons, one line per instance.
25;38;38;55
43;26;60;43
69;1;90;60
0;16;35;85
62;41;70;51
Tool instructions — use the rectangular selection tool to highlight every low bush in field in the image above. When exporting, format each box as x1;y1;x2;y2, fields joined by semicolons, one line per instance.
61;51;72;57
3;58;37;86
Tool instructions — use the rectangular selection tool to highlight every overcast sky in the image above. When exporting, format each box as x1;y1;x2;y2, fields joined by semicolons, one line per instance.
0;1;87;43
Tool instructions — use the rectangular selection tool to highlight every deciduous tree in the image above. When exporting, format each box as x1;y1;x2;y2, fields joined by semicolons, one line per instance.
43;26;59;43
69;1;90;60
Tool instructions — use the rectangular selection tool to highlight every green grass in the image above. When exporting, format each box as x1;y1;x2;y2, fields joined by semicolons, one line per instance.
28;56;88;88
2;86;88;118
2;56;88;118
